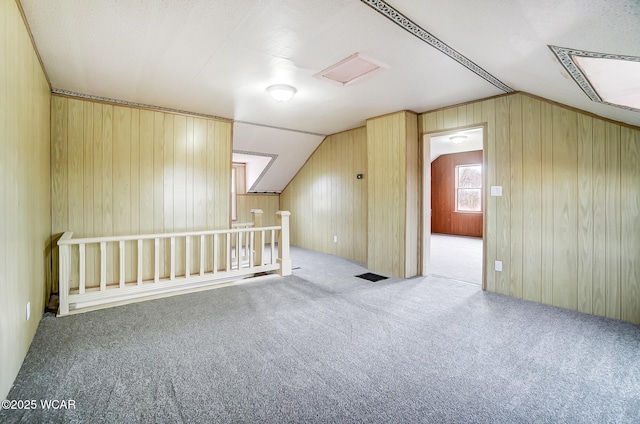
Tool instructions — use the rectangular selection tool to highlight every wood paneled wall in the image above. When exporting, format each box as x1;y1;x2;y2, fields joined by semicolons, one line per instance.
51;95;232;289
1;0;51;400
420;92;640;324
280;127;367;263
431;150;483;237
367;111;419;278
236;194;280;227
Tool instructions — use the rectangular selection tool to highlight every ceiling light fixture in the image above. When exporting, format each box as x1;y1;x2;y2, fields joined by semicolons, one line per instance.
266;84;297;102
450;135;467;144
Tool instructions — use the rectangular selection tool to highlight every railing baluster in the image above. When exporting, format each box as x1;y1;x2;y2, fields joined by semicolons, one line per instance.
119;240;125;288
79;244;86;294
199;235;205;276
245;231;250;262
137;239;143;285
276;211;292;276
251;209;263;267
185;235;190;278
226;233;231;271
154;238;159;283
100;242;106;291
271;229;276;265
214;234;219;274
58;233;73;316
170;237;176;281
248;231;255;268
236;232;241;267
260;230;265;266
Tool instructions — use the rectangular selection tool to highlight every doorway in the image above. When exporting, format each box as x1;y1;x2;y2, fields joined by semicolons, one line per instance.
421;125;486;288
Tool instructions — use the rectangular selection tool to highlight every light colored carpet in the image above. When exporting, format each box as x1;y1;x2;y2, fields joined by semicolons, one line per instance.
430;233;483;285
2;246;639;423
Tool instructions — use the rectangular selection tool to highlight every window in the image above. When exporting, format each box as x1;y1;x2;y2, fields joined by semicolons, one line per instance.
455;164;482;212
231;163;246;221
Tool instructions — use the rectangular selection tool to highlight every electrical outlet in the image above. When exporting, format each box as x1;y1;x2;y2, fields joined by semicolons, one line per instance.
26;301;31;321
490;186;503;196
333;235;338;243
494;261;503;272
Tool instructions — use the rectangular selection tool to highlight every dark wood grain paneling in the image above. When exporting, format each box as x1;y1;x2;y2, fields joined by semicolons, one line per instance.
431;150;483;237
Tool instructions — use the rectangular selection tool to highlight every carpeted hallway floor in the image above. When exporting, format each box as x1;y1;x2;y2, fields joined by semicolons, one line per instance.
430;233;483;285
1;246;639;423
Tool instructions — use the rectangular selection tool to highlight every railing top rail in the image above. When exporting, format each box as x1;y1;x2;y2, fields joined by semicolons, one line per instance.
231;222;254;227
58;226;282;246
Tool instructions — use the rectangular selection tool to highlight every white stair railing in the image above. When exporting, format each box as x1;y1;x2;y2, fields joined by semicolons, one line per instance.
57;210;291;316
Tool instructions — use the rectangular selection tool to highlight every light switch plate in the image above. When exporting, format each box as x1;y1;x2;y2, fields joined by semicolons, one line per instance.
490;186;503;196
495;261;503;272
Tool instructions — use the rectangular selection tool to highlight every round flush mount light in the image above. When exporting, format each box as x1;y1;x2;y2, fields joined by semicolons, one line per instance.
449;135;468;144
266;84;297;102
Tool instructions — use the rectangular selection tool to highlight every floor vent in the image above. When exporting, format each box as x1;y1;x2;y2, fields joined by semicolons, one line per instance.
355;272;388;282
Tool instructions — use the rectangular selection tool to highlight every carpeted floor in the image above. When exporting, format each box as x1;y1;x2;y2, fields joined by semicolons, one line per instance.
430;233;483;285
2;246;639;423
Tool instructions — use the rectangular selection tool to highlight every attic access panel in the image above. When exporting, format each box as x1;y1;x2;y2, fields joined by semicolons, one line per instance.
314;53;389;86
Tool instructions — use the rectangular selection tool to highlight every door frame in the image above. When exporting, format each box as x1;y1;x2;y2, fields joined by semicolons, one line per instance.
420;124;488;290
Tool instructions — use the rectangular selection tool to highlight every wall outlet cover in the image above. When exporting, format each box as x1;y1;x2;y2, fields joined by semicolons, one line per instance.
494;261;503;272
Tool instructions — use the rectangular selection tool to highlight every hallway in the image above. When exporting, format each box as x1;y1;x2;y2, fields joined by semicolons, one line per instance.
430;234;483;285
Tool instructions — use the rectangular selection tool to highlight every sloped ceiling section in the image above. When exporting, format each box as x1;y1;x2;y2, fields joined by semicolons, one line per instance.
360;0;514;93
19;0;640;192
232;122;325;193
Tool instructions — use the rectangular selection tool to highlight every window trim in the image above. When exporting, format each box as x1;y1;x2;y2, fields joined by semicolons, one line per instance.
454;164;482;214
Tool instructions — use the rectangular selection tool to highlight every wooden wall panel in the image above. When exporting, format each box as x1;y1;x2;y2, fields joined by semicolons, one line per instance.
577;113;593;314
420;92;640;324
494;96;511;296
405;113;419;276
540;101;554;306
236;195;280;227
280;127;367;264
591;119;607;317
0;0;51;400
482;99;497;292
430;151;483;237
50;95;232;289
366;111;418;277
509;95;523;299
521;95;542;302
551;106;578;310
620;128;640;323
367;114;404;276
605;122;621;319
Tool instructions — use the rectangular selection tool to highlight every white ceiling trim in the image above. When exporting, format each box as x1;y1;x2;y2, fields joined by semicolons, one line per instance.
51;88;231;121
549;45;640;113
360;0;514;93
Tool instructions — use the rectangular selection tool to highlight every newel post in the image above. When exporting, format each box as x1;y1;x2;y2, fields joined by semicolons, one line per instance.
251;209;263;266
276;211;292;276
57;232;73;316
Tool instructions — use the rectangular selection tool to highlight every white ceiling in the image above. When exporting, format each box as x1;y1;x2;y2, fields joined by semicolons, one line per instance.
429;128;483;162
19;0;640;191
232;122;324;193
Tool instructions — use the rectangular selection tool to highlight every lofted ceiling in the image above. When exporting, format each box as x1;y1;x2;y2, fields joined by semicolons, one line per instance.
19;0;640;192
